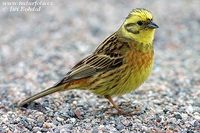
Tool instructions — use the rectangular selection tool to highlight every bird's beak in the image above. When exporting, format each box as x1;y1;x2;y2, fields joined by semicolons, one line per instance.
147;21;159;29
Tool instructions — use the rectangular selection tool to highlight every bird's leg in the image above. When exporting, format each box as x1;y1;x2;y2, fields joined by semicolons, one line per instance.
104;95;127;115
104;95;136;115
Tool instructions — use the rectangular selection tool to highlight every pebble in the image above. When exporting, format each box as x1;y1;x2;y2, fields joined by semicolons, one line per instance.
43;122;53;128
37;115;45;123
92;128;99;133
37;122;43;127
174;113;182;120
116;123;125;131
163;108;169;114
155;114;162;122
56;117;64;122
181;113;188;120
193;120;200;127
65;124;73;130
98;125;105;130
187;106;194;113
70;118;76;123
52;119;60;126
187;130;194;133
121;119;130;126
193;112;200;120
32;127;41;133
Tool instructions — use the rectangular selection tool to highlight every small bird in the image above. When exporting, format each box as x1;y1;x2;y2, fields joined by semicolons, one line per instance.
19;8;158;115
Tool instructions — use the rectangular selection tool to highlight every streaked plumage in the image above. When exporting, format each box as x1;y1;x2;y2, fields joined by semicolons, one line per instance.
19;8;158;115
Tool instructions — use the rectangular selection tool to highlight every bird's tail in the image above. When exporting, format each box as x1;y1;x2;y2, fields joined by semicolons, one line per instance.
18;84;66;107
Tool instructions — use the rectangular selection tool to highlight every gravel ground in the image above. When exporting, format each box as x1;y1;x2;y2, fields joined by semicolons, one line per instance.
0;0;200;132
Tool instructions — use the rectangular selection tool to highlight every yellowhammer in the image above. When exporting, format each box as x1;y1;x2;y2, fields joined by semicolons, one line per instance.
19;8;159;115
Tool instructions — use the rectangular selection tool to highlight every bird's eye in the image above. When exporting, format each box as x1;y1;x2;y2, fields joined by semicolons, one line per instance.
137;21;143;26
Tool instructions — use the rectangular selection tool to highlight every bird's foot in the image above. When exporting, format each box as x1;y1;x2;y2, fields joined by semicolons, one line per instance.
106;103;142;116
106;108;134;116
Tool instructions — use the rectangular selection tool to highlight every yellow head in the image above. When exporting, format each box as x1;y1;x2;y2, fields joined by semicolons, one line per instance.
118;8;159;44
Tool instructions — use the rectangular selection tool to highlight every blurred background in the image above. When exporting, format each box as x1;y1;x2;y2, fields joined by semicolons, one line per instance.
0;0;199;132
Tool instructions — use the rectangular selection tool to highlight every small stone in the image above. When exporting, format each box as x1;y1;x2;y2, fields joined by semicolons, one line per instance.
186;106;194;113
163;108;169;114
174;114;182;120
56;117;64;122
99;125;104;130
70;118;76;123
116;123;124;131
168;118;176;124
187;130;194;133
74;109;82;119
0;127;4;133
134;118;141;123
37;122;43;127
32;127;41;132
43;122;53;128
121;119;130;126
52;119;60;126
65;124;73;130
193;120;200;127
72;101;77;105
47;111;54;117
7;130;13;133
68;109;75;117
181;113;188;120
155;115;162;123
193;112;200;120
37;115;45;123
41;128;49;132
92;128;98;133
20;117;32;130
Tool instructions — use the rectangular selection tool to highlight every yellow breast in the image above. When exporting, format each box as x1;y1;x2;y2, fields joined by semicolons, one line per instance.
123;50;154;94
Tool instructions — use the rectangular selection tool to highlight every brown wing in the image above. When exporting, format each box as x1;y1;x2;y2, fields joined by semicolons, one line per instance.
70;54;123;77
53;33;130;87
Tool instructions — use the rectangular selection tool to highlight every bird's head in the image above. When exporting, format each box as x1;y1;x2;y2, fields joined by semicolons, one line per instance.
118;8;159;44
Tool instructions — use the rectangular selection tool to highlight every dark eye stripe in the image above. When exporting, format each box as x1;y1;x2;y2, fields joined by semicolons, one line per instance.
137;21;143;25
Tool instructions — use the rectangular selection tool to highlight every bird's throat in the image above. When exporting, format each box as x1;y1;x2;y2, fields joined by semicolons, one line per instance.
134;42;154;52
